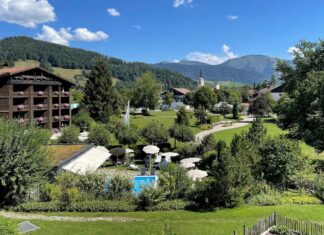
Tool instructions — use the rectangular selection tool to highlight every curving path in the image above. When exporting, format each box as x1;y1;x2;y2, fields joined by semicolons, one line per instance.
0;211;143;222
195;116;254;142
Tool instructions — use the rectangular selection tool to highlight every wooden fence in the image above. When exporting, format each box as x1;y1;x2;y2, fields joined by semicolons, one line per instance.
232;212;324;235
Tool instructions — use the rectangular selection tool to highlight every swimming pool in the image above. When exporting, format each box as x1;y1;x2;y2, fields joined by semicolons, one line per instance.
133;176;158;193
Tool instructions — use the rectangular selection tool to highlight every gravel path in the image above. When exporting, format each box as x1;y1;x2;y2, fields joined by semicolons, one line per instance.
195;116;254;142
0;211;143;222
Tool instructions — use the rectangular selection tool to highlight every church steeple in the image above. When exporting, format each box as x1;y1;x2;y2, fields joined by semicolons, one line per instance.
198;70;205;88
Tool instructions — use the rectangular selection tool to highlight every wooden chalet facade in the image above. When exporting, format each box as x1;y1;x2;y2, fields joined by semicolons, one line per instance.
0;67;74;131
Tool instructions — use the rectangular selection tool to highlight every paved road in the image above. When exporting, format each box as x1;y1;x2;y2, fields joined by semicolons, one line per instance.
195;117;254;142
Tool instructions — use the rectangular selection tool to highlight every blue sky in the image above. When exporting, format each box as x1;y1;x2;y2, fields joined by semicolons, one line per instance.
1;0;324;64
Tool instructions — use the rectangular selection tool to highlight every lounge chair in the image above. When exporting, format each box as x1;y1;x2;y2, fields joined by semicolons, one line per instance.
129;164;139;170
140;168;146;176
150;167;156;176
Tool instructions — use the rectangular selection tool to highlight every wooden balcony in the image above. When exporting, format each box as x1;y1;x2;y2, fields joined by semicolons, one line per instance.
13;104;29;112
33;104;48;110
13;91;29;97
34;91;48;97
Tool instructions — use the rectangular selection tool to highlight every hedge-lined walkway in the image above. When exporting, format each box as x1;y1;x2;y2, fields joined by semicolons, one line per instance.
195;116;254;142
0;211;143;222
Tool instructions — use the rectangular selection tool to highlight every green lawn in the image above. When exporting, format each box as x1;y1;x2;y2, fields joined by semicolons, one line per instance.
130;111;201;134
12;205;324;235
212;120;324;160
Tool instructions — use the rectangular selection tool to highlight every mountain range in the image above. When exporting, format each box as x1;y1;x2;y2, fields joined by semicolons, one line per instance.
153;55;283;84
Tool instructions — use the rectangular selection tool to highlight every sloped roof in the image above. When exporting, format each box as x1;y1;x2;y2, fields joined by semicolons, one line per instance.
0;66;75;85
60;146;111;175
172;88;191;95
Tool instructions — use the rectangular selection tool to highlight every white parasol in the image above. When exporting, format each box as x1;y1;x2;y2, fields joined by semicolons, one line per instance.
187;169;208;181
180;157;201;164
143;145;160;155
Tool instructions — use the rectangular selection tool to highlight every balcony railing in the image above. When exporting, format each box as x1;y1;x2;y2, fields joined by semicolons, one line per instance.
13;91;29;97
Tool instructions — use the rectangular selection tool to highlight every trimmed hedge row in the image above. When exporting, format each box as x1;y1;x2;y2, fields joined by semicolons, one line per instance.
13;200;136;213
247;193;322;206
13;200;190;212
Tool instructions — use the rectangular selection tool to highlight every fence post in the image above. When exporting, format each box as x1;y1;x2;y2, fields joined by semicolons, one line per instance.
243;225;246;235
274;212;277;226
233;230;237;235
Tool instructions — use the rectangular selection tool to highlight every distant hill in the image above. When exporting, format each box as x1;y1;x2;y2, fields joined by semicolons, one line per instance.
153;55;284;84
0;36;196;89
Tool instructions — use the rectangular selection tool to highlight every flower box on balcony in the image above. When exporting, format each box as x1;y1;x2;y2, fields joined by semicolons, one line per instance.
37;104;44;109
54;91;59;95
37;91;44;96
18;91;24;95
37;117;45;123
54;116;60;121
63;115;70;121
63;103;70;109
53;104;59;108
19;118;25;124
17;104;25;110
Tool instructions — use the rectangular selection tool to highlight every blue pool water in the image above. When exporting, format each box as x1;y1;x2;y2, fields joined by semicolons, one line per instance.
133;176;158;193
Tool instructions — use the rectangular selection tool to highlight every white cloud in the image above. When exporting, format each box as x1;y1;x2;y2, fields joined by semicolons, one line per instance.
73;28;108;41
173;0;193;8
132;25;142;30
287;46;303;57
186;44;238;65
0;0;55;28
107;8;120;17
174;59;181;63
36;25;109;46
228;15;239;21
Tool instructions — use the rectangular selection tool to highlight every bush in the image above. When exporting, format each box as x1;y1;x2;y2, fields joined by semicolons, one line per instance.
72;109;94;131
141;122;169;145
0;119;50;206
175;143;198;160
159;164;192;199
147;200;189;211
59;125;80;143
270;226;290;235
137;186;166;210
39;183;61;202
13;200;137;212
88;123;115;147
199;124;212;130
116;127;140;145
247;194;280;206
0;219;18;235
105;176;133;200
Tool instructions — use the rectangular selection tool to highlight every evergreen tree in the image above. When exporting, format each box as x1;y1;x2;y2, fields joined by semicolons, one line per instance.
83;59;120;122
246;117;267;147
176;107;190;126
232;102;239;120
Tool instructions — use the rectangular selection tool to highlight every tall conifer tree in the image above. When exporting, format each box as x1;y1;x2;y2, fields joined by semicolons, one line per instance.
83;59;119;122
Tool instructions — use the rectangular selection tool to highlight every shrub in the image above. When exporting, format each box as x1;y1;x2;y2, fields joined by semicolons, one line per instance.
137;186;166;210
72;109;94;131
116;126;140;145
105;176;133;200
0;219;18;235
159;164;192;199
141;122;169;145
175;143;198;160
176;107;190;126
270;226;290;235
247;194;280;206
13;201;65;212
68;200;137;212
39;183;61;202
59;125;80;143
88;123;115;147
147;200;188;211
13;200;137;212
0;119;50;206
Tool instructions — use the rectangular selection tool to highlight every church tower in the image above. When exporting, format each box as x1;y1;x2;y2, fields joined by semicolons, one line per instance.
198;70;205;88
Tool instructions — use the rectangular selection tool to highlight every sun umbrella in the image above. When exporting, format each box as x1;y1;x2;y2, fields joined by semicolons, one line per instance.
180;157;201;164
187;169;208;181
143;145;160;155
180;162;196;169
110;147;126;164
160;152;179;158
125;148;134;154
